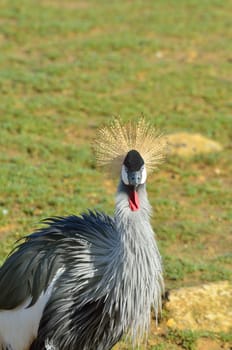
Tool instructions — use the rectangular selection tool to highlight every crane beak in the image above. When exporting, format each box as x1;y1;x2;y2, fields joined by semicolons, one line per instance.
127;171;142;187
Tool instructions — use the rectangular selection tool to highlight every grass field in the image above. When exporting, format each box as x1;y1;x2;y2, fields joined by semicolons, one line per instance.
0;0;231;349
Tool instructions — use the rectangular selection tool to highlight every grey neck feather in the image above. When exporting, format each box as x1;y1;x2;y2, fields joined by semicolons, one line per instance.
112;181;164;345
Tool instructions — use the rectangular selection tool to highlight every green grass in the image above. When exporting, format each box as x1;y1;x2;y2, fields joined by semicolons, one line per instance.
0;0;231;349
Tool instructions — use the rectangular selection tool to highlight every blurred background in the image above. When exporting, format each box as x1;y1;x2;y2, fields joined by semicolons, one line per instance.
0;0;231;349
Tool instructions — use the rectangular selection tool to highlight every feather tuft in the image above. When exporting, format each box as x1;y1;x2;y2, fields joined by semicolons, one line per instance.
95;118;167;174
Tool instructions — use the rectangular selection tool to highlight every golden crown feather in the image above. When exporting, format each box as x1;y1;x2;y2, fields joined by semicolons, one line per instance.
95;118;167;174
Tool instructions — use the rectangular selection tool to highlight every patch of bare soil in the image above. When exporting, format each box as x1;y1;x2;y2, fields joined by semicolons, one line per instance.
166;133;223;157
40;0;90;9
0;224;16;238
63;125;95;146
197;338;231;350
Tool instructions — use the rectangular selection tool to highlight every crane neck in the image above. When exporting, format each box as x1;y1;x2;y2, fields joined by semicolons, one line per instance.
113;180;163;342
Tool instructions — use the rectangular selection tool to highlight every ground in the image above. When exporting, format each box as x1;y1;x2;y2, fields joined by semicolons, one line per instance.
0;0;231;349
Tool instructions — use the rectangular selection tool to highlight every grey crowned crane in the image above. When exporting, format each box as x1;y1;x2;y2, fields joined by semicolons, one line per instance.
0;119;166;350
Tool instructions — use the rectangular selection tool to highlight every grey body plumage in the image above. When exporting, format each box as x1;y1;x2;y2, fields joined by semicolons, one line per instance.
0;119;165;350
0;183;163;350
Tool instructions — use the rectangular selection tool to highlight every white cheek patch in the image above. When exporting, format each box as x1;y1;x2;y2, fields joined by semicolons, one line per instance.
121;165;129;185
141;166;147;184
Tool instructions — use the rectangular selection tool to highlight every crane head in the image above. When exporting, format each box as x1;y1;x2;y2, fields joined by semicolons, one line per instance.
121;149;147;187
120;149;147;211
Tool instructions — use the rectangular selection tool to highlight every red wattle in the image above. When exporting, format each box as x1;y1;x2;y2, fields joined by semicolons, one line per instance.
129;190;140;211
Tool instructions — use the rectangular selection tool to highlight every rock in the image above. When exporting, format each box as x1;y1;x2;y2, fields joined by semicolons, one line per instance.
196;338;231;350
165;281;232;332
166;133;223;157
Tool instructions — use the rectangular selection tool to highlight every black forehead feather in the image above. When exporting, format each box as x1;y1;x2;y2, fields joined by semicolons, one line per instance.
123;150;144;171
